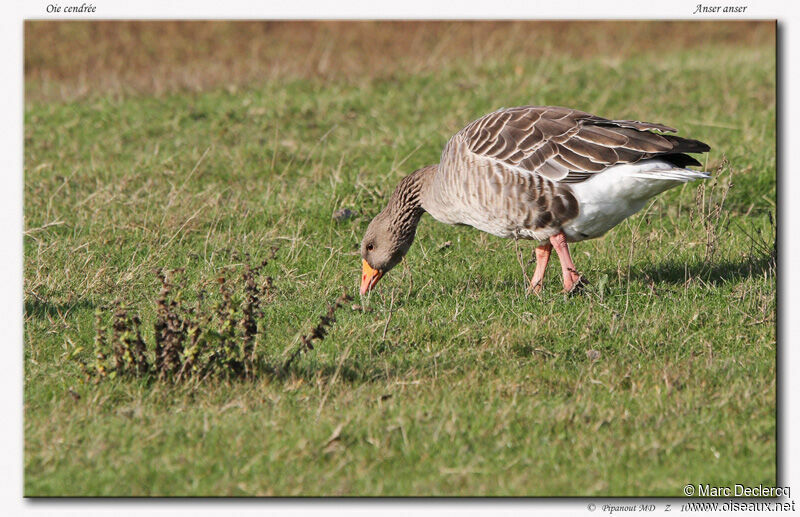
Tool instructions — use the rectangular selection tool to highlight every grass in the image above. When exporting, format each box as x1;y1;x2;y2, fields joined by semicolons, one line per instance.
23;22;775;496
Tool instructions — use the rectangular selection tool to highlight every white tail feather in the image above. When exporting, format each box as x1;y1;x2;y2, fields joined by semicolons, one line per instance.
564;160;712;241
630;168;711;182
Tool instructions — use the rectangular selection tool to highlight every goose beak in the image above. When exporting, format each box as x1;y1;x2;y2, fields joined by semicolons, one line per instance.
360;259;383;295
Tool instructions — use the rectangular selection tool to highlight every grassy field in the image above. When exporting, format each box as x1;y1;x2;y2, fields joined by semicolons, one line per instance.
23;21;775;496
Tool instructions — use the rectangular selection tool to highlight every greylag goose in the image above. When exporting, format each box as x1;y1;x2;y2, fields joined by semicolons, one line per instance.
359;106;710;295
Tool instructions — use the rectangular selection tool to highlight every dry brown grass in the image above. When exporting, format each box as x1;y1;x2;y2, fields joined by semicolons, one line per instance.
25;20;774;103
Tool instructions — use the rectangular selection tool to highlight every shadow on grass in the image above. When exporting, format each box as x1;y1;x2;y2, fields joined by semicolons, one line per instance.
24;298;96;320
284;362;369;383
633;251;775;286
280;341;423;384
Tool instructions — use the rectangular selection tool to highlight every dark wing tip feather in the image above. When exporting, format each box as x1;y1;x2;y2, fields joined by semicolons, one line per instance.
663;135;711;154
660;153;703;168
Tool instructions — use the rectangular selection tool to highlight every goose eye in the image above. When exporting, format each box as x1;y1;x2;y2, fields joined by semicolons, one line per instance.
366;244;374;251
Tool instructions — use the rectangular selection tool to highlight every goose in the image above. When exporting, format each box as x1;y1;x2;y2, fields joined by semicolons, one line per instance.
359;106;710;295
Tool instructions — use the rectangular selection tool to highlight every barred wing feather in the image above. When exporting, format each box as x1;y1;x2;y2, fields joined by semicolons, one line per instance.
455;106;709;183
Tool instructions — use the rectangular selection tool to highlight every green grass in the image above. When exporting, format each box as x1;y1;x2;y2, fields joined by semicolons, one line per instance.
24;43;775;496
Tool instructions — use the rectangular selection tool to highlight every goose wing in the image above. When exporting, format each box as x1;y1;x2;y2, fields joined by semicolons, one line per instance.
455;106;709;183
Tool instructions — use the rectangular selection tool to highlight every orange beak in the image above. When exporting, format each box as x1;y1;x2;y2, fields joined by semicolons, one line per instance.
360;259;384;295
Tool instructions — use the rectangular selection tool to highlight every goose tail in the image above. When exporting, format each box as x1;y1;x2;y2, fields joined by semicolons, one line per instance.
630;168;711;183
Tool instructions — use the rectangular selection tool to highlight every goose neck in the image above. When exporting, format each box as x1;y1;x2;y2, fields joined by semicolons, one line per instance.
387;164;437;221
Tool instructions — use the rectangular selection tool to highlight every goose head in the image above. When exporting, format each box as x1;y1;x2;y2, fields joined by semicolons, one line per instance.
359;165;437;295
360;210;415;294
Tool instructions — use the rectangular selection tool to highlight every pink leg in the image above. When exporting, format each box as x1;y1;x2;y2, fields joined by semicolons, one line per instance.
549;232;586;293
528;242;552;294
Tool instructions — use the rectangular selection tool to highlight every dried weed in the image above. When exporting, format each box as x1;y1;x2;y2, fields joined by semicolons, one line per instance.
77;250;351;383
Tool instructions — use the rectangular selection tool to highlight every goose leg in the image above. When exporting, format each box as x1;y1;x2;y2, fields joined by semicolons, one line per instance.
549;231;587;293
528;242;552;294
